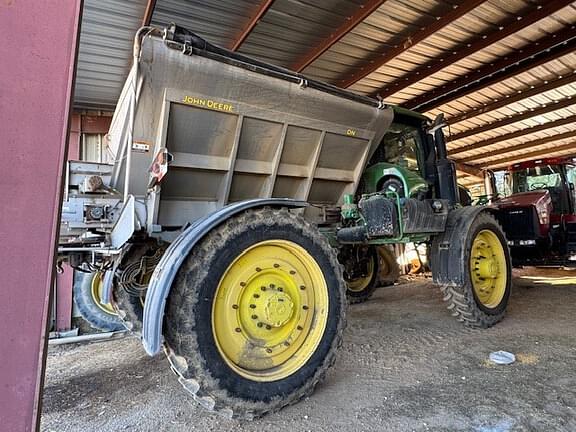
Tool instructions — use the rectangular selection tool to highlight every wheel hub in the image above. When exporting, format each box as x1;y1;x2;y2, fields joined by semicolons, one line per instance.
475;255;499;281
252;289;294;328
470;229;507;308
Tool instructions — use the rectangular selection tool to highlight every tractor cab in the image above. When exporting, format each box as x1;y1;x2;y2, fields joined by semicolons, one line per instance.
493;157;576;266
507;159;576;216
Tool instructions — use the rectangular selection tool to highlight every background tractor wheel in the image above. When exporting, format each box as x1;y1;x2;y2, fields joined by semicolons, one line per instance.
377;246;400;286
113;278;144;333
341;245;380;304
73;272;124;332
164;207;346;419
112;241;164;334
438;212;511;328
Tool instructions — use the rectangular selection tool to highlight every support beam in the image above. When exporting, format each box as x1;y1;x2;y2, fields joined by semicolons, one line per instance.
407;26;576;112
291;0;386;72
455;162;484;178
142;0;157;26
448;73;576;125
450;115;576;156
488;142;576;169
230;0;276;51
448;97;575;142
368;0;574;97
457;130;576;163
0;1;81;430
339;0;486;88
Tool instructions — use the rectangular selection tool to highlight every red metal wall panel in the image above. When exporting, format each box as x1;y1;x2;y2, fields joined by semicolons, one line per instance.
0;1;82;430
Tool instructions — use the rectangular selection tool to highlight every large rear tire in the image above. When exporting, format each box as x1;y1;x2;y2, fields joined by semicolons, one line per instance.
439;213;511;328
112;241;164;333
164;207;346;419
73;272;124;332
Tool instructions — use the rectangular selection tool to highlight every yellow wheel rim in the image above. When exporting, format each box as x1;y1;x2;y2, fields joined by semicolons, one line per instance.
470;229;507;308
91;272;118;315
212;240;329;382
346;256;375;292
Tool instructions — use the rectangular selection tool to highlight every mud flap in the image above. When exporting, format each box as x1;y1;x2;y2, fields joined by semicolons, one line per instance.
430;206;488;286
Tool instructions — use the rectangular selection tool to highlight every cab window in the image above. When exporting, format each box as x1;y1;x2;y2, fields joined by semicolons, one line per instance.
377;122;422;173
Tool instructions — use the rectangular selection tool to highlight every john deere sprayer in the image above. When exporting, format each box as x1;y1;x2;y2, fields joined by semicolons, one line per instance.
58;25;512;419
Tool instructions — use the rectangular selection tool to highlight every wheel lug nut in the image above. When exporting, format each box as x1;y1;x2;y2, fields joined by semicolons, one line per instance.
240;282;246;287
235;328;241;333
300;285;305;290
290;270;296;275
261;286;266;291
266;348;272;353
274;263;280;268
256;267;262;272
266;325;272;330
278;287;283;292
250;304;256;309
297;325;303;330
232;304;238;309
257;322;263;328
253;293;260;298
302;305;309;310
269;283;275;288
284;341;290;346
251;314;258;319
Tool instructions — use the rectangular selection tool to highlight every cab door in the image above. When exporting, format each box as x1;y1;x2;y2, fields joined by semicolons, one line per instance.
564;164;576;216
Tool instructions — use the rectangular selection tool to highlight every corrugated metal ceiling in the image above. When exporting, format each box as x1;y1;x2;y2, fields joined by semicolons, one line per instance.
74;0;147;109
75;0;576;175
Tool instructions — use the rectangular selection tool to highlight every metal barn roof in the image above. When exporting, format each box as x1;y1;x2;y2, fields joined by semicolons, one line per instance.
74;0;576;177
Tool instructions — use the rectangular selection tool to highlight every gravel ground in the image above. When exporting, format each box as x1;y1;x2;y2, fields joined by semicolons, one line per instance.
41;270;576;431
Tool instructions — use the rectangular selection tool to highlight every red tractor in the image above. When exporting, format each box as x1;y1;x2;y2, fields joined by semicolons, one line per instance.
492;157;576;267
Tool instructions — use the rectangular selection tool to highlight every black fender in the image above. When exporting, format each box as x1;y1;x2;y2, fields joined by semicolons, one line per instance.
430;206;499;286
142;198;308;356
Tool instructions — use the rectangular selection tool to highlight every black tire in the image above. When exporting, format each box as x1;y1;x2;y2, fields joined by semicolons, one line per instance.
164;207;347;419
112;242;160;334
73;272;124;332
439;213;511;328
377;246;400;286
342;246;380;304
113;279;144;333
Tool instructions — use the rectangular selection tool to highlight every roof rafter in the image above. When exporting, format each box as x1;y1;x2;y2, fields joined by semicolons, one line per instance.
338;0;487;88
487;142;576;169
291;0;387;72
455;162;484;178
457;130;576;164
447;72;576;125
407;26;576;112
449;115;576;156
448;97;576;142
368;0;574;98
142;0;157;26
230;0;276;51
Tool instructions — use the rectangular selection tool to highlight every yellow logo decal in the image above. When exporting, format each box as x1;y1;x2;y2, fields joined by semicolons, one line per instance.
182;96;234;112
346;129;357;136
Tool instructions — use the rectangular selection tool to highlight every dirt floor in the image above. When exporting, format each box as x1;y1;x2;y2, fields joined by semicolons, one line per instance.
41;270;576;432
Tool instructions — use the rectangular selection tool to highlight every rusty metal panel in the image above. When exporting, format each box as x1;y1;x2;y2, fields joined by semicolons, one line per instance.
0;1;81;430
